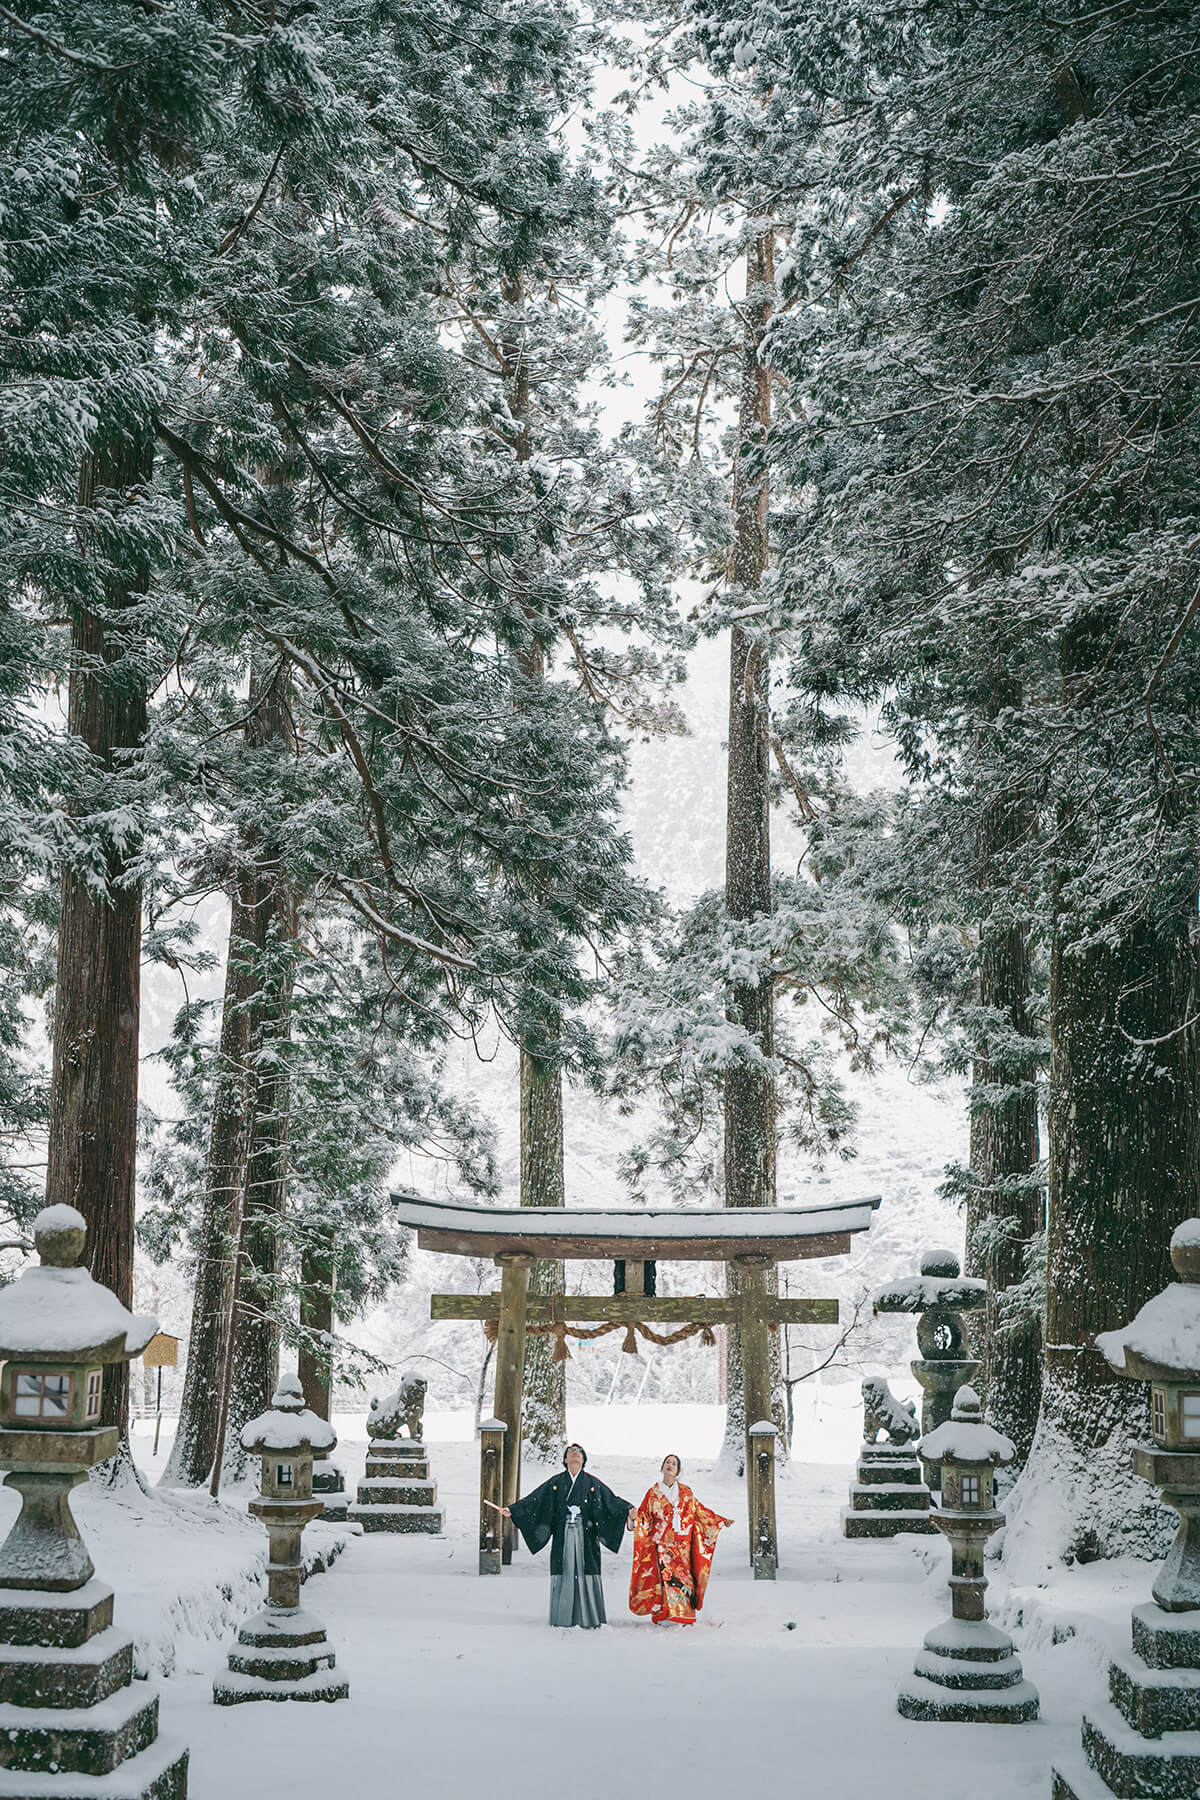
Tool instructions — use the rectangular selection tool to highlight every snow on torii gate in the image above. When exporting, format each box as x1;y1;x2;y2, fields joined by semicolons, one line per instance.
392;1192;881;1579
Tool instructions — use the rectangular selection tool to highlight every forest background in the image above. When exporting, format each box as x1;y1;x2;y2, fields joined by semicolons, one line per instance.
0;0;1197;1578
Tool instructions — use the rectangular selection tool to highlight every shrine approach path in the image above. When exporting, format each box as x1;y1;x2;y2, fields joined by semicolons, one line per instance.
168;1401;1086;1799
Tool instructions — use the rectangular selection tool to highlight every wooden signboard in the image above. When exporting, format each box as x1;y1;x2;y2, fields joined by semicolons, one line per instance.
142;1333;179;1368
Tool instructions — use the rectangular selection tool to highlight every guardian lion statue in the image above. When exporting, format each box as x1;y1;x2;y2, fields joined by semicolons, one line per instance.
367;1373;427;1443
861;1376;919;1445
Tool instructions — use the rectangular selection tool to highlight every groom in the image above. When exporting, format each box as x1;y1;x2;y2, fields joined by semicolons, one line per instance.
503;1444;634;1628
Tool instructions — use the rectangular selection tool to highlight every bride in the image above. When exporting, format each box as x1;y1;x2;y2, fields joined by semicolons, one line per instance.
628;1453;732;1625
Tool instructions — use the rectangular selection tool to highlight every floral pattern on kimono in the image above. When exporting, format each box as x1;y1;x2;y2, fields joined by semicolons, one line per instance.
628;1481;732;1624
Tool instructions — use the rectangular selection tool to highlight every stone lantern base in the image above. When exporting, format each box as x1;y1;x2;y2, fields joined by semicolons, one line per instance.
348;1441;443;1535
213;1606;349;1706
0;1580;187;1797
897;1618;1040;1724
1052;1601;1200;1798
843;1442;936;1539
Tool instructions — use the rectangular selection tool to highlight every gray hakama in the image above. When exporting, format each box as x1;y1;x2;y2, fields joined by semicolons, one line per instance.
548;1513;606;1628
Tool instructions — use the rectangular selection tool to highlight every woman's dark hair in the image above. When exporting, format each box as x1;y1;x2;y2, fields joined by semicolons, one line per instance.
661;1452;683;1476
562;1443;587;1468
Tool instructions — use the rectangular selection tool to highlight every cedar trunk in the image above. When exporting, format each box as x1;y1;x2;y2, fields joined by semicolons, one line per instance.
298;1248;335;1420
162;895;256;1485
520;1049;567;1461
46;438;153;1442
722;233;781;1462
1007;617;1200;1567
965;784;1043;1464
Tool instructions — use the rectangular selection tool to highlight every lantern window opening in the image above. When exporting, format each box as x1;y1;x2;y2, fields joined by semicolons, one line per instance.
960;1473;981;1507
276;1462;294;1488
85;1369;102;1420
1153;1387;1166;1440
13;1369;72;1420
1179;1392;1200;1441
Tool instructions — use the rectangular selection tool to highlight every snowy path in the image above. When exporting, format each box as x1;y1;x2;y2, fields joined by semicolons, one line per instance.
157;1407;1104;1800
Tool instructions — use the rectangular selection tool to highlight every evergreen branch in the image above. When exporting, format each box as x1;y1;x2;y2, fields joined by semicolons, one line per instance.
0;5;131;72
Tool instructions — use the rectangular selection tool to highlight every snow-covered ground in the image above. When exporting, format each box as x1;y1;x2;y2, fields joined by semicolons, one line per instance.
35;1398;1162;1799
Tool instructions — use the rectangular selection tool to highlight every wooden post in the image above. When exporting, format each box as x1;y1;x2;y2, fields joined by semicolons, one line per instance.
478;1418;507;1575
493;1253;533;1565
748;1421;778;1580
736;1254;774;1566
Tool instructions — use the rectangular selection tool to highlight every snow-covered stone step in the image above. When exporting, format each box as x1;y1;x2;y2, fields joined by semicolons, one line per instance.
912;1649;1025;1691
896;1671;1040;1724
213;1665;349;1706
0;1684;159;1776
1082;1700;1200;1795
226;1641;338;1682
1110;1648;1200;1736
1132;1599;1200;1671
0;1627;134;1710
854;1461;925;1487
234;1607;331;1650
348;1503;444;1535
0;1730;187;1800
842;1507;937;1539
1050;1750;1115;1800
922;1619;1016;1663
848;1482;931;1512
364;1459;428;1481
0;1583;114;1652
355;1480;438;1507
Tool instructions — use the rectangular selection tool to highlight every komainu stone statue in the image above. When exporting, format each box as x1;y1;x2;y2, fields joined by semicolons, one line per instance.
862;1376;920;1446
350;1372;443;1535
366;1373;427;1443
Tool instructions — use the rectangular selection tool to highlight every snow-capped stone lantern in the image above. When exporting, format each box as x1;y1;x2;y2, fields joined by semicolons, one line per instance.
1053;1219;1200;1798
0;1205;188;1795
874;1248;986;1440
213;1374;348;1704
897;1386;1038;1724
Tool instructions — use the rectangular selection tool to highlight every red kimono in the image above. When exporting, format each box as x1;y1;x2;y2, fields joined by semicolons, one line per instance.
629;1481;732;1624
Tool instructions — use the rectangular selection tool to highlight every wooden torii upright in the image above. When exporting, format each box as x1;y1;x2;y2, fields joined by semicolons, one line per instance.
392;1192;881;1578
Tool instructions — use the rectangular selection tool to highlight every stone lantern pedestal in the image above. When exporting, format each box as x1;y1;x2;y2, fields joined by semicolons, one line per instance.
898;1386;1038;1724
874;1250;985;1495
214;1375;347;1704
0;1205;187;1796
1053;1219;1200;1798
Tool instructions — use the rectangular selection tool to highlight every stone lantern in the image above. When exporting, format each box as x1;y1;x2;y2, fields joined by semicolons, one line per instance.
1053;1218;1200;1798
0;1204;187;1796
897;1385;1039;1723
214;1374;348;1704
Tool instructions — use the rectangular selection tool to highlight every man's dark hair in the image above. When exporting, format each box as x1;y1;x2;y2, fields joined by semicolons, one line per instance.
661;1452;683;1476
562;1443;587;1467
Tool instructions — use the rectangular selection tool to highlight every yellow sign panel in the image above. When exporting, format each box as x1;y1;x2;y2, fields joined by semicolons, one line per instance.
142;1333;179;1368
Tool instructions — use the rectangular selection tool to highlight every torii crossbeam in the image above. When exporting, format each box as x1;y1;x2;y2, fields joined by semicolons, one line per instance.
391;1192;881;1579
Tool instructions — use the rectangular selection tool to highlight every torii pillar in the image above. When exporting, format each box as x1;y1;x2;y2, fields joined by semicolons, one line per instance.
493;1253;533;1564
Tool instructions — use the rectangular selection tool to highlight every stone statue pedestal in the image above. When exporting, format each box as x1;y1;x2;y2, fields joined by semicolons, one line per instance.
312;1457;347;1523
843;1443;935;1539
349;1440;443;1535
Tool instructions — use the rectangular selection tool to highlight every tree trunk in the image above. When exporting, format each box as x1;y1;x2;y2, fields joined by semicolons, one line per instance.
1006;617;1200;1570
162;901;254;1484
298;1247;335;1420
215;660;298;1484
46;437;153;1447
965;783;1043;1464
722;233;781;1464
501;275;567;1462
520;1049;567;1461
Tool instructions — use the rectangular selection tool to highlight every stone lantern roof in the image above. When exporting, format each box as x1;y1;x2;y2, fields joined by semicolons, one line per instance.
1096;1219;1200;1384
0;1204;158;1364
919;1386;1015;1467
240;1374;337;1455
873;1247;987;1314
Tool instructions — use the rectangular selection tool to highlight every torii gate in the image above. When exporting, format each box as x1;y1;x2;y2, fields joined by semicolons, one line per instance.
391;1192;881;1578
